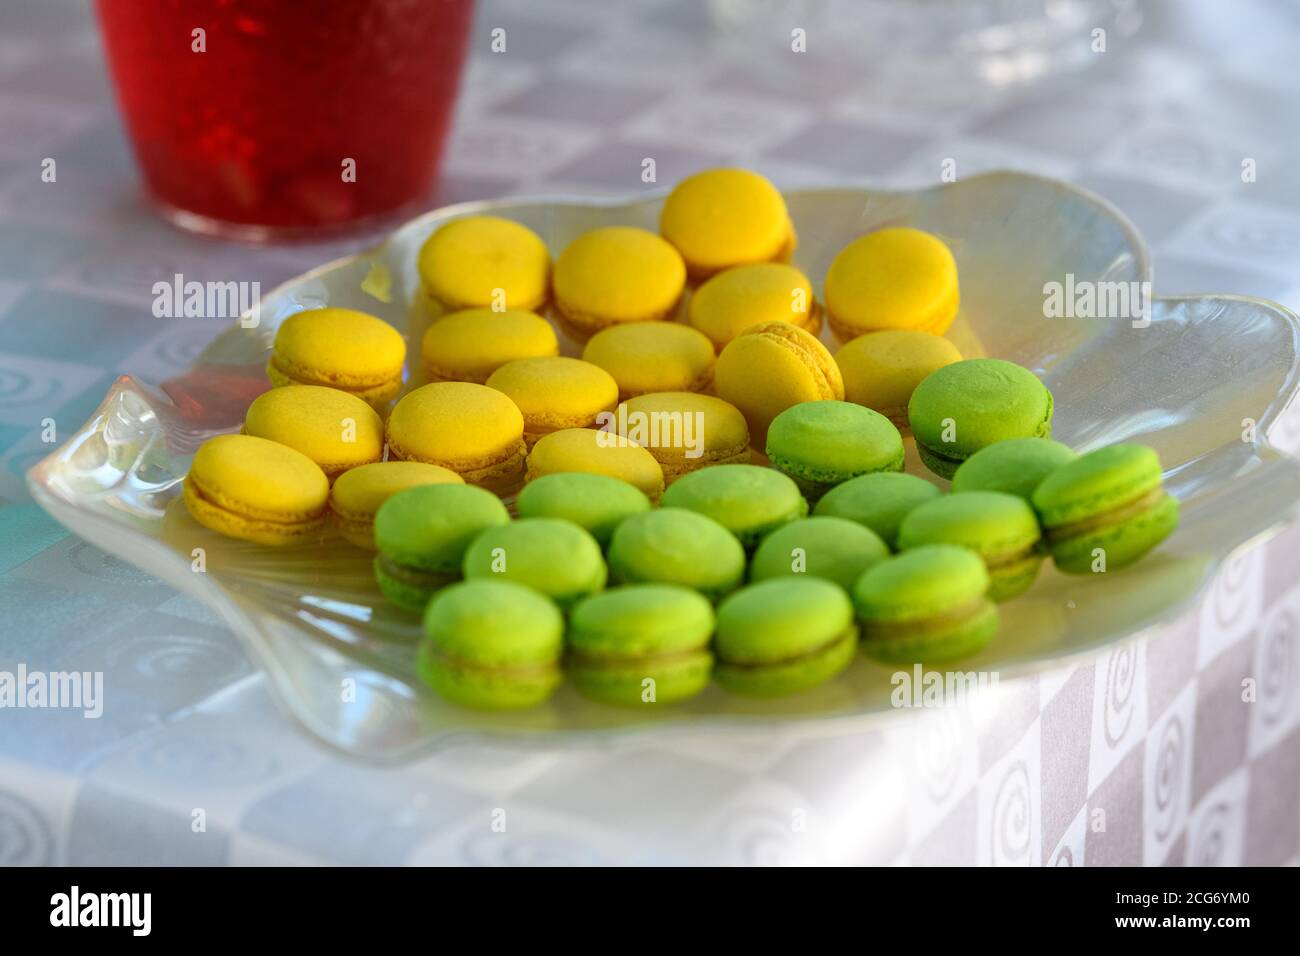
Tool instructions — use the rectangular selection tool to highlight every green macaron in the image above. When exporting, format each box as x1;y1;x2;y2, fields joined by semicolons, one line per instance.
749;516;890;591
765;400;904;500
813;471;942;549
417;579;564;709
897;491;1043;601
516;471;651;547
659;463;807;548
1032;443;1179;574
951;437;1077;501
462;517;607;607
567;584;715;707
373;483;510;612
908;358;1054;480
607;508;746;600
713;577;858;697
853;544;999;664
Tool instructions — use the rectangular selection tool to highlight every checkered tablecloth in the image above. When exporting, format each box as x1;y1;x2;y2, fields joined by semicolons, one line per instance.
1;0;1298;865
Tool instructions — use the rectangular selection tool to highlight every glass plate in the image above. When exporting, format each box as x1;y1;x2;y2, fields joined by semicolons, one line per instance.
27;172;1300;761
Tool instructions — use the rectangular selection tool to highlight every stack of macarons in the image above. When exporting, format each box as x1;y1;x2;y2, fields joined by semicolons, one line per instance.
176;165;1183;715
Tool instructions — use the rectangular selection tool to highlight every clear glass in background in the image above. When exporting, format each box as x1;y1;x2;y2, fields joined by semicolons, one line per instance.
94;0;475;242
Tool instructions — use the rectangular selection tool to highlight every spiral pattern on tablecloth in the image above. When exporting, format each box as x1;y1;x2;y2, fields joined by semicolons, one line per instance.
714;802;807;866
0;366;59;407
0;791;55;866
1152;716;1185;842
1259;608;1296;728
990;760;1032;866
458;829;604;867
1211;552;1251;631
1051;844;1074;867
112;633;248;685
916;708;964;804
134;734;278;787
1103;645;1137;748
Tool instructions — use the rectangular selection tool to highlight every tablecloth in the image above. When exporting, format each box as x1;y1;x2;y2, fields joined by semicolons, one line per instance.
1;0;1298;865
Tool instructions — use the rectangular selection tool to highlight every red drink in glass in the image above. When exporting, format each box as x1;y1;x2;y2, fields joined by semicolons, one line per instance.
95;0;474;241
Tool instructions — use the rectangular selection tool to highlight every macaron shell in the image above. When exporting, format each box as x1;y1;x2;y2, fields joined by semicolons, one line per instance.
461;517;607;607
185;434;329;544
243;385;384;479
373;558;458;613
714;320;844;446
852;544;991;624
417;216;551;313
613;391;751;482
715;629;857;697
659;463;807;547
1048;490;1179;574
951;437;1077;501
373;482;510;574
515;472;651;546
689;262;820;351
859;600;998;665
765;400;904;495
421;308;559;383
486;356;619;438
607;508;745;599
525;428;665;502
749;516;890;591
1031;443;1165;527
582;322;716;398
569;651;713;707
824;227;960;338
836;329;962;426
659;168;794;280
813;471;943;548
267;307;405;400
552;226;686;336
329;461;464;549
386;382;527;490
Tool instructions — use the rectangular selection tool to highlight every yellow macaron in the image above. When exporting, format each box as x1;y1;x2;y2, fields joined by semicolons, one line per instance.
612;391;750;483
417;215;551;315
183;434;329;545
659;168;795;281
386;381;527;492
525;427;665;502
328;460;463;549
581;322;715;399
242;385;384;481
551;226;686;341
486;356;620;445
267;307;406;407
421;308;559;384
713;320;844;447
824;226;960;340
836;330;962;428
688;262;821;352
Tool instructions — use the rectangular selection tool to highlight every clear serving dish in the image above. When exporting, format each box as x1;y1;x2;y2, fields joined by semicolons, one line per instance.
27;172;1300;761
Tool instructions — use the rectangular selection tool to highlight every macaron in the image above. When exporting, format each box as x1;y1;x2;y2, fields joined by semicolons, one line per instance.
1032;443;1180;574
420;308;559;384
183;434;329;545
607;508;745;600
713;578;857;697
581;322;715;399
714;320;844;446
329;461;464;549
515;472;651;547
372;483;510;612
659;463;806;548
386;382;527;492
765;400;904;500
824;227;960;340
567;584;715;707
266;307;405;407
813;472;943;549
417;580;563;710
853;544;999;664
462;517;607;608
836;329;962;428
525;428;665;502
486;356;619;445
908;358;1054;480
689;262;821;352
417;215;550;315
610;392;750;484
896;491;1044;602
749;516;890;591
551;226;686;341
659;168;795;281
242;385;383;481
951;437;1078;501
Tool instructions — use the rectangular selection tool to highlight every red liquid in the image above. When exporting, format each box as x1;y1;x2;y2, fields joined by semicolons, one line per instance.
95;0;474;239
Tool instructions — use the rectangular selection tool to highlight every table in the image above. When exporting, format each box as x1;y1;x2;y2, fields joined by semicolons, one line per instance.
1;0;1298;865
